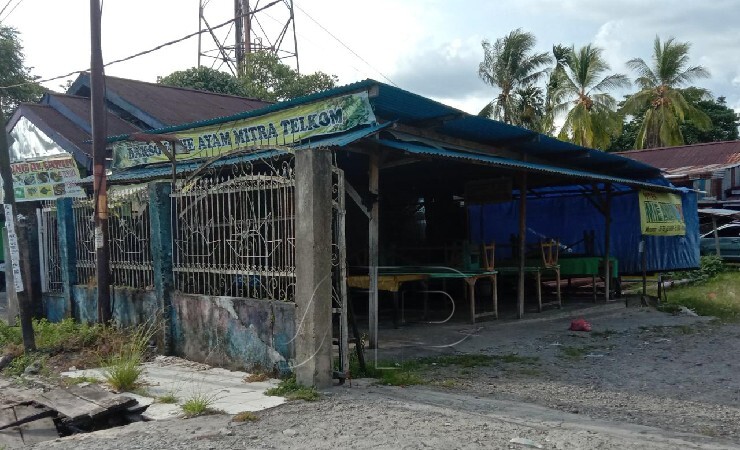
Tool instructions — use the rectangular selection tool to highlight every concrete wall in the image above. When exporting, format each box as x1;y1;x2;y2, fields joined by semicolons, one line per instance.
71;285;157;327
42;293;68;322
171;293;295;374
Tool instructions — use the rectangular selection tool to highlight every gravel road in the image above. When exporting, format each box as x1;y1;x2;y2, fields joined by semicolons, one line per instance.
31;305;740;449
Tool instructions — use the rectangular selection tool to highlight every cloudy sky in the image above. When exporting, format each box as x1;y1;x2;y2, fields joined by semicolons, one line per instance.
3;0;740;115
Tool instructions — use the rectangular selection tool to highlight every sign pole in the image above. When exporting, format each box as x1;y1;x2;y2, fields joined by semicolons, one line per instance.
0;111;36;351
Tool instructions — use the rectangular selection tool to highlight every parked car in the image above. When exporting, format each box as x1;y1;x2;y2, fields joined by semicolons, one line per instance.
700;222;740;260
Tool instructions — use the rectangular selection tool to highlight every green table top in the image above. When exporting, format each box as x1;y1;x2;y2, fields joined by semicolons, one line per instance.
376;266;497;278
497;256;617;277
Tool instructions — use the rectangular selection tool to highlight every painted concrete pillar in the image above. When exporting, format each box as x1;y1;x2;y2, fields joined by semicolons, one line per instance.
148;181;174;354
56;197;77;319
294;148;333;389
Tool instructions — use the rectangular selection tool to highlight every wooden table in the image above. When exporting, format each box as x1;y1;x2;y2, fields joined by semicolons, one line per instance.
347;267;498;325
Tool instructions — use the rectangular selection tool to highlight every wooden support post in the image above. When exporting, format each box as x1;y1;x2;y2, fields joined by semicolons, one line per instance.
368;153;380;349
0;111;35;351
517;172;527;319
604;183;612;302
712;216;720;256
641;238;647;298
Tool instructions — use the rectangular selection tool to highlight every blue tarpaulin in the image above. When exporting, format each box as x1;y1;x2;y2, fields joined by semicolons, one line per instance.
468;188;699;274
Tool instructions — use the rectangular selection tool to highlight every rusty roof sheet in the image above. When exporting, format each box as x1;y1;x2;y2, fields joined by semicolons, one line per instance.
100;75;271;126
616;141;740;170
47;93;140;136
22;104;93;156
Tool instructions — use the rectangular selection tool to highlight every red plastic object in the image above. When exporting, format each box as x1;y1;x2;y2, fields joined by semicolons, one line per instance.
569;318;592;332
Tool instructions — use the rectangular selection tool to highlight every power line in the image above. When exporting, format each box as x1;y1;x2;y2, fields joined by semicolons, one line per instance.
293;1;397;86
0;13;242;91
0;0;25;22
0;0;15;19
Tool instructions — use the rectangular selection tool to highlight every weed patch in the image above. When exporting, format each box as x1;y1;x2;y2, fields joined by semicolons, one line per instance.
265;376;320;401
233;411;259;422
157;392;179;404
662;271;740;320
591;329;617;338
560;346;592;359
63;375;101;385
244;372;270;383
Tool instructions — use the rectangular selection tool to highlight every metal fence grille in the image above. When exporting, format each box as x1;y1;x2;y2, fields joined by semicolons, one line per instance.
171;160;296;300
72;187;154;288
40;201;63;293
109;186;154;288
72;197;96;285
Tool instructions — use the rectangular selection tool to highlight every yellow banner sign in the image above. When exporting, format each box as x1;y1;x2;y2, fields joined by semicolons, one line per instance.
112;92;376;169
638;190;686;236
11;156;85;202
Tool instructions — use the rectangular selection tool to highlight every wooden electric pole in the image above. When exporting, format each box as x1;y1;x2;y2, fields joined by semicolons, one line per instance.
90;0;111;323
0;110;36;351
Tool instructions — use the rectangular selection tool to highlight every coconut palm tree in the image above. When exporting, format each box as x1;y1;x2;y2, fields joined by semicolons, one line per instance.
555;44;630;149
478;29;552;125
542;44;571;135
622;36;711;149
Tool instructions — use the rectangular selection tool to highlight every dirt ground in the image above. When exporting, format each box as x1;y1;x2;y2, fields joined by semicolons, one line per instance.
27;303;740;449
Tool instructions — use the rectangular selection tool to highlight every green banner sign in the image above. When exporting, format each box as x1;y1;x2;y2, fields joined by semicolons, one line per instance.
112;92;376;169
638;190;686;236
10;155;85;202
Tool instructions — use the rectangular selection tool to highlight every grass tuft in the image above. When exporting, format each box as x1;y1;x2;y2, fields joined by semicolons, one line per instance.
233;411;259;422
104;355;143;391
181;392;218;416
157;392;179;404
265;376;320;401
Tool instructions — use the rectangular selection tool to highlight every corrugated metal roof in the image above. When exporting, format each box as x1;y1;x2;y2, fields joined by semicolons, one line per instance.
106;79;664;185
376;138;679;193
616;141;740;170
294;122;390;149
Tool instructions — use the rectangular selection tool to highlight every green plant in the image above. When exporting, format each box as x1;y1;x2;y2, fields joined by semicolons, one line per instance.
181;392;218;416
102;319;160;391
0;321;22;347
4;353;36;376
265;376;320;401
233;411;259;422
157;392;179;404
104;354;143;391
669;255;726;284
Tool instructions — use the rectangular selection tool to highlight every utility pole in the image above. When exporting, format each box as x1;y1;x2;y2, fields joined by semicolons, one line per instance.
90;0;111;323
0;110;36;351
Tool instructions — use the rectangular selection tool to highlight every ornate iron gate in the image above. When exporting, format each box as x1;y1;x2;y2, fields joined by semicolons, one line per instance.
171;158;297;300
39;201;63;293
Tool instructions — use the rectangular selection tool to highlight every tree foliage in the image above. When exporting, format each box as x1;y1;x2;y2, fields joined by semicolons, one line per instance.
554;44;630;149
609;91;740;151
240;51;337;101
158;66;249;96
0;25;43;116
159;52;338;102
621;36;711;149
478;29;552;127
